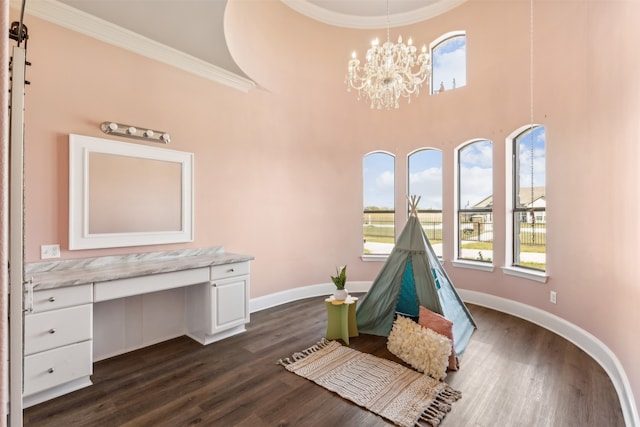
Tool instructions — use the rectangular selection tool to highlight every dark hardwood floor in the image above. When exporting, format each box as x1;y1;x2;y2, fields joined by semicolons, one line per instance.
23;295;624;426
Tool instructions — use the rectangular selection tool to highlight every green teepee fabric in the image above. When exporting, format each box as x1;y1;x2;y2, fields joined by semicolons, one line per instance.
356;197;476;356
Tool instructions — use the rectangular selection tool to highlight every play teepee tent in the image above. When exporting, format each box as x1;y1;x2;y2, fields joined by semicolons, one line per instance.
357;196;476;357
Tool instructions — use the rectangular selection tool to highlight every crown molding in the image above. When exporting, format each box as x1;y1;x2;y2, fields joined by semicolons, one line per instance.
281;0;467;29
10;0;255;93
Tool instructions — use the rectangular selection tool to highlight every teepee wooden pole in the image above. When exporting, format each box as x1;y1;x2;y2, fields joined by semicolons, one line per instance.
408;195;421;217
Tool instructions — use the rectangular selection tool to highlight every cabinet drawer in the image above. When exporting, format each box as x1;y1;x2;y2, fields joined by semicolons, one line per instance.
94;267;209;302
24;340;92;396
210;262;249;280
30;284;93;313
24;304;93;355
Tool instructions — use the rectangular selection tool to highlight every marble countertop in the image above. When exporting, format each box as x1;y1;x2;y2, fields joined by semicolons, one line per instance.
25;246;254;290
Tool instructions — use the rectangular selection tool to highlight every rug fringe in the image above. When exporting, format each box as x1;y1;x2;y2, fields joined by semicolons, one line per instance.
438;386;462;404
276;338;333;366
415;385;462;427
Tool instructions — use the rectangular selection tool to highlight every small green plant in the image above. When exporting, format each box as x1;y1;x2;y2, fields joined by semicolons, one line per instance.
331;265;347;290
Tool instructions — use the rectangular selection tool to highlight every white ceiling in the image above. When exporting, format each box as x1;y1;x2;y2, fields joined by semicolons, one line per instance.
287;0;464;28
309;0;443;16
21;0;463;85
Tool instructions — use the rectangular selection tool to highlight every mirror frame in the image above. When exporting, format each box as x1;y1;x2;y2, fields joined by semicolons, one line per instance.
69;134;194;250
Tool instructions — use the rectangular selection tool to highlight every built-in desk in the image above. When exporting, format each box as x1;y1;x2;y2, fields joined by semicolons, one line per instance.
24;246;253;407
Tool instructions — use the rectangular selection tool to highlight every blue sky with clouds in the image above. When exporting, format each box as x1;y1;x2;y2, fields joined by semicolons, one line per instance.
459;140;493;208
518;126;546;188
409;150;443;209
363;152;395;208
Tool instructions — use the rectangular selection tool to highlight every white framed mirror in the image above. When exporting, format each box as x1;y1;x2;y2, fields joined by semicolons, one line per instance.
69;134;194;250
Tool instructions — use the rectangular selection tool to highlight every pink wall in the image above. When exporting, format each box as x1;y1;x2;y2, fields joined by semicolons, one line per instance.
8;0;640;413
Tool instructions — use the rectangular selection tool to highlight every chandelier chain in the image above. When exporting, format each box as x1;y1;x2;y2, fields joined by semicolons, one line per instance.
530;0;535;208
386;0;390;43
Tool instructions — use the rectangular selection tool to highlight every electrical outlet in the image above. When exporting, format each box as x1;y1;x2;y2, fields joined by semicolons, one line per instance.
550;290;557;304
41;244;60;259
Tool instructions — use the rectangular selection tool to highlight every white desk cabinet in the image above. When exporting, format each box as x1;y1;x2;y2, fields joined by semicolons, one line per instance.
23;284;93;407
24;247;253;407
187;261;250;344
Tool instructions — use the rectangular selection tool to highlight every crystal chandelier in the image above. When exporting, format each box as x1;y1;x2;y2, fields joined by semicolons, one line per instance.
345;2;431;110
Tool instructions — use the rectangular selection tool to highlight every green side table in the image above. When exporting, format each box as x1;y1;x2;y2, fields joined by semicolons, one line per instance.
325;295;359;345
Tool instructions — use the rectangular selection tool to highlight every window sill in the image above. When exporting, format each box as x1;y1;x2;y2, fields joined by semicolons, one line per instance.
361;254;389;262
501;266;548;283
451;260;494;272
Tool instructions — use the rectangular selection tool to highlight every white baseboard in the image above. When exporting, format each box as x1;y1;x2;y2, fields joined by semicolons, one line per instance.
249;281;371;312
23;377;92;408
250;283;638;427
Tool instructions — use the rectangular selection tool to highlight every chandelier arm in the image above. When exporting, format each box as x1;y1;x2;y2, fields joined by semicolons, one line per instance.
348;78;371;92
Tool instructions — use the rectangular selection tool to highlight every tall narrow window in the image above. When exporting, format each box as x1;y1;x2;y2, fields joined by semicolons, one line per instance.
510;126;546;271
408;149;443;257
363;152;395;255
431;31;466;94
457;139;493;262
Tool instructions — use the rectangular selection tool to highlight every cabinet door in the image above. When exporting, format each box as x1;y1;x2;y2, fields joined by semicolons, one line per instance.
209;276;248;333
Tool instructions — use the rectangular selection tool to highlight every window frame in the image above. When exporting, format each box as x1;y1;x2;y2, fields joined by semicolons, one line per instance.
452;139;494;271
503;125;548;283
362;150;396;260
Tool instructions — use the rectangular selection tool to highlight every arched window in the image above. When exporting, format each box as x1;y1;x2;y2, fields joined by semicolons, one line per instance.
507;125;546;273
408;148;443;257
363;151;395;255
431;31;466;94
456;139;493;263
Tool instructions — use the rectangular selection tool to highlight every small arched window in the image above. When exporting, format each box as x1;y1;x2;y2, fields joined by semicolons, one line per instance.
431;31;467;94
363;151;395;255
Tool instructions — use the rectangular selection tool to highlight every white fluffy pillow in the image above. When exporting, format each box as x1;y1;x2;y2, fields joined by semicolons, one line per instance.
387;315;452;380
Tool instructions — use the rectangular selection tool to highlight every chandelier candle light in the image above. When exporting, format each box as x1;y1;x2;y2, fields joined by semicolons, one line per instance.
345;2;431;109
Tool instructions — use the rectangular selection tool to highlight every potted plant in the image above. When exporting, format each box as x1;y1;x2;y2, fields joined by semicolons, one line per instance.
331;265;348;301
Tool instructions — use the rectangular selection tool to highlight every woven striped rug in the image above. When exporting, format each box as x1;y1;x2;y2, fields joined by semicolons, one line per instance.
277;339;461;427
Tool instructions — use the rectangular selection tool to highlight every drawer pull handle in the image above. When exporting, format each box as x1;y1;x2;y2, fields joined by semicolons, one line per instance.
48;297;56;303
48;328;56;334
48;368;55;374
227;268;235;273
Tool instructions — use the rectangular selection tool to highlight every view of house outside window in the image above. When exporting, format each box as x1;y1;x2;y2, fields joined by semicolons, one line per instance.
408;149;443;257
457;139;493;262
363;152;395;255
